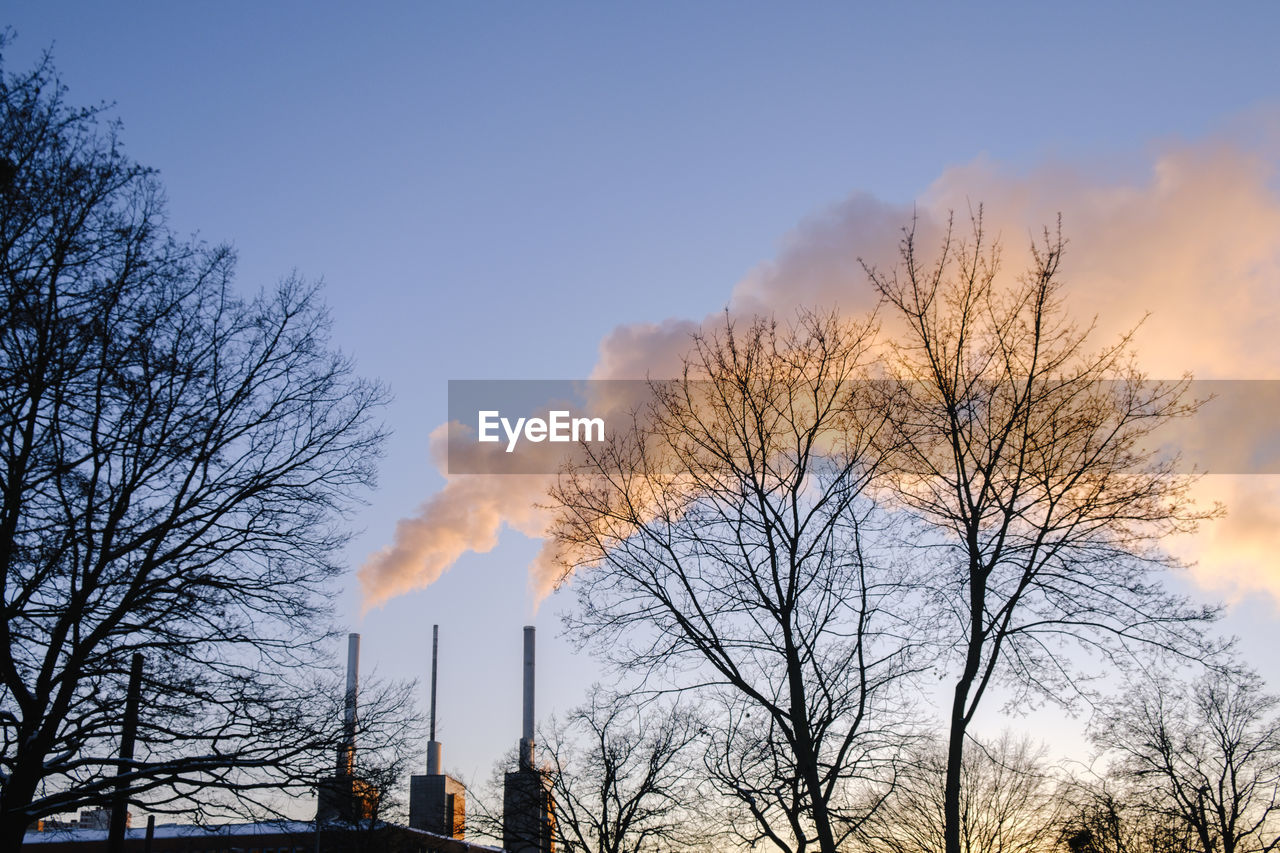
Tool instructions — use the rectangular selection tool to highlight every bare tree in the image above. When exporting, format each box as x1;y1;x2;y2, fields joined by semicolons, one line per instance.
861;212;1220;853
0;46;391;847
327;686;428;853
1057;774;1197;853
553;691;704;853
467;745;535;849
550;312;923;853
468;691;706;853
1090;665;1280;853
855;730;1062;853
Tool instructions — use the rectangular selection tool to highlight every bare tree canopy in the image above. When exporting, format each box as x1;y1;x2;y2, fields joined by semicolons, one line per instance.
475;690;705;853
862;212;1221;853
855;730;1062;853
551;312;923;853
0;46;391;848
1059;774;1199;853
1090;664;1280;853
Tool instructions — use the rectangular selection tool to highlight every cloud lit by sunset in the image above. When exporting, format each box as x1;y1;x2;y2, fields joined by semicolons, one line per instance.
11;7;1280;847
360;128;1280;610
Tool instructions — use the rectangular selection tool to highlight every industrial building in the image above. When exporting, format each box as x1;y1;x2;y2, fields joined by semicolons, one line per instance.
23;627;555;853
502;628;555;853
20;819;496;853
410;627;467;839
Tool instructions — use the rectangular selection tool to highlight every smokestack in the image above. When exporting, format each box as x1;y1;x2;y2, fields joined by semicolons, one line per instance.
427;625;442;775
410;626;467;837
519;625;535;769
338;632;359;776
318;633;376;825
505;626;552;852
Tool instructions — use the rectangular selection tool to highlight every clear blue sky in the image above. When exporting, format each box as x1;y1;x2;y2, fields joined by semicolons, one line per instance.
7;0;1280;816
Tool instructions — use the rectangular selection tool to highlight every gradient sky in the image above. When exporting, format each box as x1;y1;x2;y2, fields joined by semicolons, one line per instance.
7;1;1280;818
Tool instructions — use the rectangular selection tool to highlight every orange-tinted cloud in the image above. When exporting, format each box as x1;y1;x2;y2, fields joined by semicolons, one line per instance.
359;119;1280;610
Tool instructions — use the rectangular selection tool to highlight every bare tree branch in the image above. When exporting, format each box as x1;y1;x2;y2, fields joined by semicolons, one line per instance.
551;311;925;853
0;42;397;848
861;210;1222;853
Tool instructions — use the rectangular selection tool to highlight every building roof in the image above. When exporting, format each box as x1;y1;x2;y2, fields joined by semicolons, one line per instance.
24;819;505;851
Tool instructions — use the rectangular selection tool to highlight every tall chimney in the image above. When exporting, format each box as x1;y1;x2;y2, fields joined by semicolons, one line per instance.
519;625;535;769
338;632;359;776
318;633;369;825
505;625;552;852
427;625;442;775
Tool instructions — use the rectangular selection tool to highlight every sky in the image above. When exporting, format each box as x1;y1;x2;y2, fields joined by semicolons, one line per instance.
6;0;1280;818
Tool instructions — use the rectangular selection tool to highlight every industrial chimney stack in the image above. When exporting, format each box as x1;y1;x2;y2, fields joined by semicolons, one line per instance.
410;625;466;838
338;633;359;775
519;625;536;769
317;633;375;824
427;625;442;776
504;626;555;853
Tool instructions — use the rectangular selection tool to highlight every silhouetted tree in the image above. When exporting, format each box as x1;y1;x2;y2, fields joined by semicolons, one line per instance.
854;730;1061;853
1056;775;1196;853
1090;665;1280;853
331;693;427;853
547;691;704;853
0;45;391;848
862;212;1220;853
470;692;706;853
551;312;924;853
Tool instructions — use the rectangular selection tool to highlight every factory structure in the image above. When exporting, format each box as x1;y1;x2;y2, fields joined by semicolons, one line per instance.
410;626;468;839
24;627;556;853
502;627;556;853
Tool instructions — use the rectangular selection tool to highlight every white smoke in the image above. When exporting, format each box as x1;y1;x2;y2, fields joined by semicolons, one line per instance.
360;119;1280;610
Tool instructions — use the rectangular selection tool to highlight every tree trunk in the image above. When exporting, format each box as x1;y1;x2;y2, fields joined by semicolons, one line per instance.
944;682;969;853
784;614;838;853
0;815;28;853
799;741;837;853
946;568;986;853
1;768;38;852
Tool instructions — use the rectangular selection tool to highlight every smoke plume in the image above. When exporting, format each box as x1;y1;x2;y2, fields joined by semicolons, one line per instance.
360;119;1280;610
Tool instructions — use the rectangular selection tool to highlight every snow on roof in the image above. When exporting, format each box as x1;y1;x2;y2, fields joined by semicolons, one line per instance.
24;819;315;843
24;819;506;851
